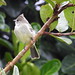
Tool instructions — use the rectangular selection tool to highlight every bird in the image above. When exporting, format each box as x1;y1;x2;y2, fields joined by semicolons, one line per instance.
14;14;40;59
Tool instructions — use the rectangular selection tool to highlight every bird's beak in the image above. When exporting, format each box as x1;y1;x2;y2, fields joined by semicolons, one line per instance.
13;19;17;22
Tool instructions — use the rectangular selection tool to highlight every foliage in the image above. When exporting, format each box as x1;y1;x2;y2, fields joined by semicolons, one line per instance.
41;59;61;75
64;7;75;31
61;54;75;74
40;3;58;31
0;0;6;6
22;62;40;75
51;0;69;4
0;0;75;75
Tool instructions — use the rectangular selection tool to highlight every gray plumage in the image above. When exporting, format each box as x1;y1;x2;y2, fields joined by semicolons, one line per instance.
14;14;39;59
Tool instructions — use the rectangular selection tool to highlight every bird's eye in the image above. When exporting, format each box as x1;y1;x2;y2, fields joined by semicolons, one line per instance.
17;19;19;21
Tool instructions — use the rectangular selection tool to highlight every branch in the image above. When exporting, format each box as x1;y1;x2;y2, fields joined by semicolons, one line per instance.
53;3;75;16
0;3;75;75
58;3;75;14
44;32;75;36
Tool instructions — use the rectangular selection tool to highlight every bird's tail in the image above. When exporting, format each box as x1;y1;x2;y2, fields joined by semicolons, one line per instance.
30;45;40;59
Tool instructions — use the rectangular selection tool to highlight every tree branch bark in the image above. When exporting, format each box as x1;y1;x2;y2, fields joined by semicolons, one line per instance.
44;32;75;36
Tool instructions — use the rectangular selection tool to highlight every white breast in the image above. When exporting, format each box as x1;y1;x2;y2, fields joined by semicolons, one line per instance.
14;23;35;44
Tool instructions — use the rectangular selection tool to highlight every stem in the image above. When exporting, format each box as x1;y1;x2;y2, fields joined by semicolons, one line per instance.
44;32;75;36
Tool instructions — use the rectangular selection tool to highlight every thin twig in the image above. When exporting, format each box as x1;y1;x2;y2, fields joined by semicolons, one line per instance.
0;3;75;75
58;3;75;14
44;32;75;36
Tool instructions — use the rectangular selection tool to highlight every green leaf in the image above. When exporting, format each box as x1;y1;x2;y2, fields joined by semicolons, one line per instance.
0;38;14;50
57;37;72;44
0;0;6;6
15;62;23;71
12;31;18;48
22;62;40;75
41;59;61;75
31;22;41;32
45;0;55;8
50;35;72;44
0;14;5;23
12;31;19;54
69;35;75;39
0;12;6;18
40;4;57;31
40;4;53;23
70;0;75;4
13;65;19;75
62;54;75;74
0;24;10;32
0;14;10;32
4;52;13;62
49;20;58;32
64;7;75;31
51;0;69;4
18;43;25;52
